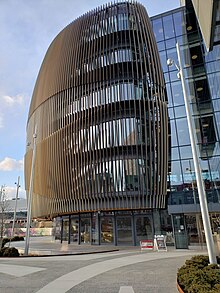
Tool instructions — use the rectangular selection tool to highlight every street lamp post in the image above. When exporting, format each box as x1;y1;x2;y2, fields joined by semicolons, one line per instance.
11;176;20;241
24;127;37;256
167;42;217;264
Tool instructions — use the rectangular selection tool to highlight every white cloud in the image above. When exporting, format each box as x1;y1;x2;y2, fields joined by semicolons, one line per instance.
2;94;24;106
5;186;26;199
0;157;24;171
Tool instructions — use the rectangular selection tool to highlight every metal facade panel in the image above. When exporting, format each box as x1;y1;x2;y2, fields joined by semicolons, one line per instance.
25;2;168;218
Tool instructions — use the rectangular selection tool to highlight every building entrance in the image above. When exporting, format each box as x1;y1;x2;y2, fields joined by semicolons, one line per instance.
117;217;133;245
135;215;153;245
57;210;169;246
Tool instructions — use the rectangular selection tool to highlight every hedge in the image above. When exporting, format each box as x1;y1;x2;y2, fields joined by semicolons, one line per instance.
177;255;220;293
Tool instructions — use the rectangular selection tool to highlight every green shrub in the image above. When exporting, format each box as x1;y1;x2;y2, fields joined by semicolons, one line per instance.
1;238;10;248
177;255;220;293
0;247;8;256
1;247;19;257
1;236;24;248
11;235;24;242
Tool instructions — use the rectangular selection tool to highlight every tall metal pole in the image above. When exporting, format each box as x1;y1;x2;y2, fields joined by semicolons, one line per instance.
24;127;37;256
176;42;216;264
11;176;20;239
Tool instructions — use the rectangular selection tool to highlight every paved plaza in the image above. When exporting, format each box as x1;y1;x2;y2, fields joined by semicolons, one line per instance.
0;237;207;293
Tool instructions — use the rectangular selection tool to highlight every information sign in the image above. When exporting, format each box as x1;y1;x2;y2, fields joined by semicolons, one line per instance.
154;235;167;251
140;239;154;250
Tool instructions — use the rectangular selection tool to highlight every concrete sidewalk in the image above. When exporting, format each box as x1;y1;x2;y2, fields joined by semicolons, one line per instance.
9;236;138;255
0;243;206;293
8;236;209;257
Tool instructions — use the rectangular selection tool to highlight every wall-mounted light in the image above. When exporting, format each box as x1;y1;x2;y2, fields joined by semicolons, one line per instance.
192;55;198;60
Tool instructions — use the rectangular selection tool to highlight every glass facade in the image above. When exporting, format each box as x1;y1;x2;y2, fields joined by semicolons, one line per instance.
152;2;220;246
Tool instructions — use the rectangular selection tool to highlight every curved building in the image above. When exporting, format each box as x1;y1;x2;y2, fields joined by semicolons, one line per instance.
25;1;169;245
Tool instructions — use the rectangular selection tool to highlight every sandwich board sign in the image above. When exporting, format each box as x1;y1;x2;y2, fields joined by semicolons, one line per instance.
140;239;154;250
154;235;167;251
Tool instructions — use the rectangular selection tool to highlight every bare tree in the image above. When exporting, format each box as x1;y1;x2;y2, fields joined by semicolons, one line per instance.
0;185;9;247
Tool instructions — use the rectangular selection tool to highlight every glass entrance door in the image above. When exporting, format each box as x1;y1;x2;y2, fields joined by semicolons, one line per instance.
135;215;153;245
172;214;188;249
117;217;133;245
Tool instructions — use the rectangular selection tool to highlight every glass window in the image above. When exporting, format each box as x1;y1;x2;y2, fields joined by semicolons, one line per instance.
165;38;176;49
171;81;184;106
212;99;220;112
91;213;99;244
176;118;191;145
165;83;173;105
164;72;170;83
179;146;193;159
173;11;186;36
152;18;164;41
171;147;180;161
158;50;168;72
168;107;174;119
62;218;69;242
70;217;79;243
163;15;175;39
157;41;165;51
101;217;114;244
54;217;62;241
117;217;133;245
170;120;178;146
167;47;178;68
135;216;153;245
169;161;184;187
174;105;186;118
80;217;91;244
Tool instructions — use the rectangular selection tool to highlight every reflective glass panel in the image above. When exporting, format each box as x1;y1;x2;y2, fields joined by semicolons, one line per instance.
135;216;153;245
163;15;175;39
117;217;132;244
176;118;191;145
70;217;79;243
101;217;114;244
80;218;91;244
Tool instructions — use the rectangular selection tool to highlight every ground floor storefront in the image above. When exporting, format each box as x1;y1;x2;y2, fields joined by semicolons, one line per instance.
53;209;173;246
53;210;220;249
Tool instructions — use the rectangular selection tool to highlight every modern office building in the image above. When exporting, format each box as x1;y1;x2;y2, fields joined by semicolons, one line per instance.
151;0;220;248
25;1;169;245
25;0;220;247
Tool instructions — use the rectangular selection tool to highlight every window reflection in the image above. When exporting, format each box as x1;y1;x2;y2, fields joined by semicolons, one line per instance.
152;18;164;41
170;120;178;146
82;158;147;194
176;118;191;145
163;15;175;39
73;117;147;153
101;218;114;243
173;11;186;36
169;161;184;188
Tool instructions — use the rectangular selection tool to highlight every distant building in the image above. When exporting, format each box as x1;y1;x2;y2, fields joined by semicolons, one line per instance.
4;198;27;223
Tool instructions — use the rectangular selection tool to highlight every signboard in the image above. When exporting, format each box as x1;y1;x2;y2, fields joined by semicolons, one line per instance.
154;235;167;251
140;239;154;250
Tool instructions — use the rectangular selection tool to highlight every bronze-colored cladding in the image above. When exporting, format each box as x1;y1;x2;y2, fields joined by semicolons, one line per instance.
25;1;168;218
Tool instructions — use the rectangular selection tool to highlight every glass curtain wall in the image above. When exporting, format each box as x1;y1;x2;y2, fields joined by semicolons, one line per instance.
151;4;220;245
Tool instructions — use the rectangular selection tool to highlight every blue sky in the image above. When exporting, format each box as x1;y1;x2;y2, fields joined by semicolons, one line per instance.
0;0;179;199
